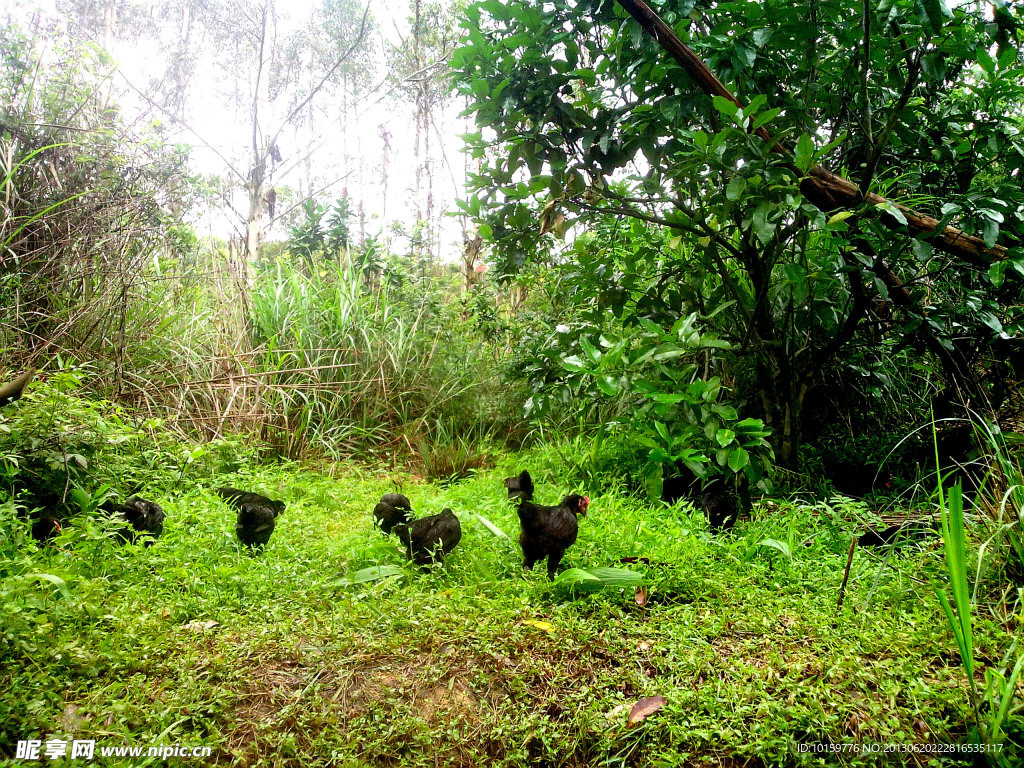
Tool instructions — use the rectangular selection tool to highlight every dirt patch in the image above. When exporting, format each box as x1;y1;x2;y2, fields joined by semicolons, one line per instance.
224;658;308;760
222;649;505;765
322;652;496;726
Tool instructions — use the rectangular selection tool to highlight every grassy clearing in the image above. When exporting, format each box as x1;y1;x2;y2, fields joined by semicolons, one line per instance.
0;458;1014;767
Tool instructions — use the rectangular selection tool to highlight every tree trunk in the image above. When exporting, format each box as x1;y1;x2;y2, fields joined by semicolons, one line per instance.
462;232;483;292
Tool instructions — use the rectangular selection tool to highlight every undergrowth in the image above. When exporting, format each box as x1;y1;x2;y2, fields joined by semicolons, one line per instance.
2;455;1022;766
1;389;1022;766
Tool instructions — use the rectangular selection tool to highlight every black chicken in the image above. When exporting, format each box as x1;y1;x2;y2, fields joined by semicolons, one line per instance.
511;470;590;579
662;469;739;532
503;470;535;500
373;492;413;535
30;512;62;543
700;482;739;532
392;508;462;566
217;487;285;550
822;457;893;497
102;496;166;545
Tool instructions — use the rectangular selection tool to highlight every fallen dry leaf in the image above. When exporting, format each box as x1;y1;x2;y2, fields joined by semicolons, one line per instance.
627;695;667;727
635;587;648;606
522;619;554;633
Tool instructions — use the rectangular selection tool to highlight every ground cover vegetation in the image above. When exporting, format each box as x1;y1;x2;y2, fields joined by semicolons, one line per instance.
2;0;1024;765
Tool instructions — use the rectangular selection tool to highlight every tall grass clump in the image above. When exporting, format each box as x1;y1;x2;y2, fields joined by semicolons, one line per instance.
124;252;514;462
925;416;1024;763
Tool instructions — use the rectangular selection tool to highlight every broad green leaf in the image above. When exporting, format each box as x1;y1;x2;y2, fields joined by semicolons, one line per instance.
989;261;1006;288
651;393;688;404
915;0;953;34
983;218;999;248
794;134;814;171
596;375;619;396
579;336;601;364
979;312;1003;334
554;567;643;595
726;174;746;202
752;107;782;130
712;404;738;420
783;263;807;284
758;538;792;560
728;446;750;472
875;200;908;226
22;573;72;601
341;565;404;585
711;95;738;117
752;202;776;244
827;210;854;226
652;344;687;361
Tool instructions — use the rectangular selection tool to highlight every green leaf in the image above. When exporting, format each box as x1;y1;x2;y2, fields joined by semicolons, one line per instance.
341;565;404;585
827;210;854;227
783;263;807;284
794;134;814;172
475;514;509;538
726;174;747;202
983;218;999;248
875;200;908;226
911;239;933;262
551;567;600;589
585;567;645;587
579;336;602;365
758;538;792;560
21;573;72;601
976;44;996;75
596;375;619;396
915;0;953;34
727;446;749;472
752;108;782;130
651;393;688;404
989;261;1006;288
979;312;1003;334
554;567;643;595
715;428;736;447
711;95;739;117
752;202;776;244
471;79;490;99
712;404;738;420
652;344;687;361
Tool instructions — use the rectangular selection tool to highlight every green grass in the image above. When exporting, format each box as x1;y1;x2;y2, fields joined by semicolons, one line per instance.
1;459;1019;767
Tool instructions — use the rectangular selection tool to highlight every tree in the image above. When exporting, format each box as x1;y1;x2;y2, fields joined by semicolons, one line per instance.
453;0;1024;470
207;0;371;269
387;0;461;259
59;0;374;277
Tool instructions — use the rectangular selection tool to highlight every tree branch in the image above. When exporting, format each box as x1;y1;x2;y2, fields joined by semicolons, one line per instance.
613;0;1008;266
